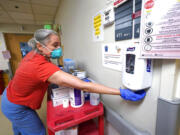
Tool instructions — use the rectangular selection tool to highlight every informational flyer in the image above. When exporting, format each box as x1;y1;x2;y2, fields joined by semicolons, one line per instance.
2;50;11;59
0;32;9;70
102;43;124;71
140;0;180;59
93;11;104;42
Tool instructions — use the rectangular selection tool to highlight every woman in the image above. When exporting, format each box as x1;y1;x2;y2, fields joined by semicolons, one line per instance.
1;29;146;135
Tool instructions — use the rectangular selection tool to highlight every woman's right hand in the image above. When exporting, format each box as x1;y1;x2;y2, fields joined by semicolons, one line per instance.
120;88;146;101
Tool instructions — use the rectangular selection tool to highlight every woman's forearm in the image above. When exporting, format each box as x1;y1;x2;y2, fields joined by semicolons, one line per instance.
83;82;120;95
48;70;120;95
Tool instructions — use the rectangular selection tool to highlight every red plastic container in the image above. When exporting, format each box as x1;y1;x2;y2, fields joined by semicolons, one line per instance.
79;119;99;135
47;101;104;135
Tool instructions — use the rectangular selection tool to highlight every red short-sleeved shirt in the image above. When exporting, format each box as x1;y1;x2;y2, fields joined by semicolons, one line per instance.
7;51;60;109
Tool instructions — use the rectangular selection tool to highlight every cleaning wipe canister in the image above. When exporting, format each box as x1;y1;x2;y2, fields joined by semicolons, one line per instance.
63;58;76;73
69;88;84;108
90;93;100;106
71;69;87;79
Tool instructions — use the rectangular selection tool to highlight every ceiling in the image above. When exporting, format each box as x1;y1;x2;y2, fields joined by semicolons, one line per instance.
0;0;60;25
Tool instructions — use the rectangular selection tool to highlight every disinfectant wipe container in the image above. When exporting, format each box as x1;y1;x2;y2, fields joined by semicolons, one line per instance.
63;58;76;73
69;88;84;108
90;93;100;106
69;75;84;108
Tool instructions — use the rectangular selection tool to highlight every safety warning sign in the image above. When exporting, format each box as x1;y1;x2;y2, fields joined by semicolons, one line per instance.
93;11;104;42
140;0;180;59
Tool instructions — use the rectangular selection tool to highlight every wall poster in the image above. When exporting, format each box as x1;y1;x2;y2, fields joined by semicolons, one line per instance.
102;43;124;71
140;0;180;59
93;11;104;42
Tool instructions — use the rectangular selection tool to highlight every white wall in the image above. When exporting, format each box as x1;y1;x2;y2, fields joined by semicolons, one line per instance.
55;0;180;135
0;23;43;34
175;60;180;99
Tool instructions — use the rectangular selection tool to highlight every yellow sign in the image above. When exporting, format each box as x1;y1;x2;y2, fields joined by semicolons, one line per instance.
93;14;102;36
93;11;104;42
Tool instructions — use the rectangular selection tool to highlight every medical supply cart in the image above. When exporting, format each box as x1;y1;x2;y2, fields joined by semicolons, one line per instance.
47;100;104;135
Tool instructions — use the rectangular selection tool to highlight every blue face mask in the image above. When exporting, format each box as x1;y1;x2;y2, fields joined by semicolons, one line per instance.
40;43;62;59
51;48;62;59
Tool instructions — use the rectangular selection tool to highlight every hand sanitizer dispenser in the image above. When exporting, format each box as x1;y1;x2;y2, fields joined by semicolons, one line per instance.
122;46;153;91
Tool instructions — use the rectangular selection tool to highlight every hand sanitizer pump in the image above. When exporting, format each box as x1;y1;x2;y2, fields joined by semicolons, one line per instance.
122;46;153;91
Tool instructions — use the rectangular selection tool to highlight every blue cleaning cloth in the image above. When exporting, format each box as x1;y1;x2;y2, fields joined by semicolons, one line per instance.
120;88;146;101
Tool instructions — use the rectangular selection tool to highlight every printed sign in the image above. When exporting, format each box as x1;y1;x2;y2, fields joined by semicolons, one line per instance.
102;43;124;71
2;50;11;59
93;11;104;42
140;0;180;59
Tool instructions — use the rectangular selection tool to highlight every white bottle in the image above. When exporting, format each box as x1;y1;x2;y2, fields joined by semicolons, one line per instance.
90;93;100;106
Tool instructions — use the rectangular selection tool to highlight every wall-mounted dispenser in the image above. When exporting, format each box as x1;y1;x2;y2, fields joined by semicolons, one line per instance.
122;45;153;91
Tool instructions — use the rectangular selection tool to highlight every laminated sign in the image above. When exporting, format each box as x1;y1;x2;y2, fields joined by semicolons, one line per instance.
93;11;104;42
140;0;180;59
102;43;124;71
